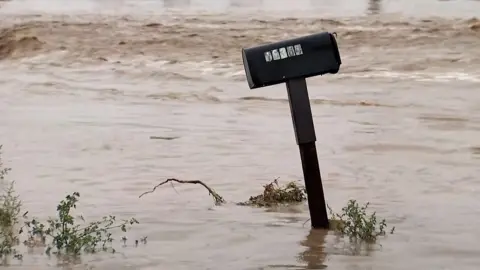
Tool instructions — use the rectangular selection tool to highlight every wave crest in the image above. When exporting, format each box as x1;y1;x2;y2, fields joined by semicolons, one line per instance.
0;26;44;60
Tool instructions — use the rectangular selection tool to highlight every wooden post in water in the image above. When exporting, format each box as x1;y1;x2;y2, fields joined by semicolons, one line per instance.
286;78;329;229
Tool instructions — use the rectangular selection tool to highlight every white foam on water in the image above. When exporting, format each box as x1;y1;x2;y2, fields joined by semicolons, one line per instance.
341;70;480;83
1;0;479;17
0;0;101;14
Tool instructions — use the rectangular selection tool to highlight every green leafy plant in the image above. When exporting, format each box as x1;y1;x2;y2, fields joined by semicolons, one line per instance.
23;192;139;256
0;145;144;264
328;200;394;244
0;182;23;260
0;145;11;181
0;146;23;261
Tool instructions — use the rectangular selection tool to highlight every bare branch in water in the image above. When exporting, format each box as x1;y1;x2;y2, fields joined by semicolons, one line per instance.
139;178;225;205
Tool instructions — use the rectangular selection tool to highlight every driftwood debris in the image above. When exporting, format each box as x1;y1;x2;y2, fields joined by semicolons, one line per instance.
139;178;225;206
139;178;307;208
237;178;307;207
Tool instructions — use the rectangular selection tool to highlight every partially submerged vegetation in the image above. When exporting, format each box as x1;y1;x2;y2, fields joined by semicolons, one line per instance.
237;178;306;207
139;178;225;205
235;178;394;245
22;192;140;256
0;145;141;264
328;200;395;244
0;145;10;180
140;176;395;246
0;145;21;260
0;181;22;261
1;144;394;264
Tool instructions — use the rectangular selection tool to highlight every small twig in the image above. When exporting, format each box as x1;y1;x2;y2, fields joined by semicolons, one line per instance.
262;177;279;189
139;178;225;205
170;181;180;195
273;177;280;186
302;218;311;227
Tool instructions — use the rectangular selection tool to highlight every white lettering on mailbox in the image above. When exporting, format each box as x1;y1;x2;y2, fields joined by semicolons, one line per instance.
294;44;303;55
287;46;295;57
279;47;288;59
265;44;303;62
264;51;273;62
271;49;280;60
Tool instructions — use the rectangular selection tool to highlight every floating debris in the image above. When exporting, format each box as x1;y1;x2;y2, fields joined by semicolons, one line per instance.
149;136;180;140
237;179;307;207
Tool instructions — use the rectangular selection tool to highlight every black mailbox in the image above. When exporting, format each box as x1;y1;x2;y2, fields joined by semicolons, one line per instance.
241;32;341;89
239;31;342;229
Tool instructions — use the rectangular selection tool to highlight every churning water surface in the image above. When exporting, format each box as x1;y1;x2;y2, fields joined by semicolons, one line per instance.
1;0;480;269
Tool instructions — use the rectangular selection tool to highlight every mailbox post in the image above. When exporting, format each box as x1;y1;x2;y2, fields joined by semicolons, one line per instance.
241;32;342;229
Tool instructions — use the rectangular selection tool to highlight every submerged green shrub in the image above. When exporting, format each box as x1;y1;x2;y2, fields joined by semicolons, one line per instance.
328;200;394;244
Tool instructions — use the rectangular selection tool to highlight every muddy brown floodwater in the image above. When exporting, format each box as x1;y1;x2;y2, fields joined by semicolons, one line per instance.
1;0;480;269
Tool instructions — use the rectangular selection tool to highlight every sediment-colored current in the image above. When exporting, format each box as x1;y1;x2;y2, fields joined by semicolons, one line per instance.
1;0;480;269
